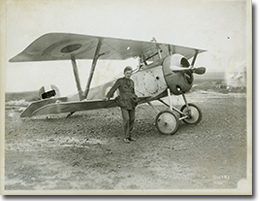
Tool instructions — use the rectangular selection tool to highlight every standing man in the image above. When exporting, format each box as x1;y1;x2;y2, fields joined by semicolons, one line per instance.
105;66;138;143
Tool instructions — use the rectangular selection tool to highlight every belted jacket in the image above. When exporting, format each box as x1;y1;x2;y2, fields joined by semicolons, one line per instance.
106;77;138;110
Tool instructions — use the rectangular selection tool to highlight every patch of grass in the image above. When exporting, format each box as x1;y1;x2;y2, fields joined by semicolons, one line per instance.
6;91;39;102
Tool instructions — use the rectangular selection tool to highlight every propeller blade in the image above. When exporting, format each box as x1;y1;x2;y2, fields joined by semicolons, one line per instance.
170;66;192;72
193;67;206;75
169;65;206;75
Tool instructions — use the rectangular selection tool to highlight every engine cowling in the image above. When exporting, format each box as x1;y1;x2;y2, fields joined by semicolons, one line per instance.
162;54;193;95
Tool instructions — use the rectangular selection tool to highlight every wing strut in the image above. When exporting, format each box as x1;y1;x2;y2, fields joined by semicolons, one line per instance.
83;38;103;99
156;44;162;60
191;50;199;67
168;45;172;55
71;54;83;101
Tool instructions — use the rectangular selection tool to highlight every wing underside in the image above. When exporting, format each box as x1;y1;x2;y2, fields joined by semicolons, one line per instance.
10;33;206;62
20;96;151;117
21;98;117;117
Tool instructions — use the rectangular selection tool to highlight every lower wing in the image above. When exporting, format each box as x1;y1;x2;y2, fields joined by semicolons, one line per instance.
21;97;151;117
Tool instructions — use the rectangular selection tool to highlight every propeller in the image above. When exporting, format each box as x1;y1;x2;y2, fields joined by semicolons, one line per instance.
170;66;206;75
193;67;206;75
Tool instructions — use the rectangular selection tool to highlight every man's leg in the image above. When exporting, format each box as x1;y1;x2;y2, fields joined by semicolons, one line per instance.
129;108;135;133
121;108;130;139
129;108;136;141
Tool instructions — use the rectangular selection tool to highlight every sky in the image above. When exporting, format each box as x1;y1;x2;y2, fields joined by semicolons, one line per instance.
4;0;251;95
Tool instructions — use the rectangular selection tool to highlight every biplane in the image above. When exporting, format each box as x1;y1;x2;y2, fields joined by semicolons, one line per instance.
9;33;206;135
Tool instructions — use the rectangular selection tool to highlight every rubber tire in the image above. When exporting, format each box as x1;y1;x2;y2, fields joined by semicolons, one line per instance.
155;110;180;135
180;103;202;125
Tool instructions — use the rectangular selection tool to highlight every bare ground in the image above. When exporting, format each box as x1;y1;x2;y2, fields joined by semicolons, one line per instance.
4;91;247;191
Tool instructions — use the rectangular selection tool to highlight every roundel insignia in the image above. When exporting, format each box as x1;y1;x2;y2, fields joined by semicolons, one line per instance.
50;40;94;58
60;44;82;53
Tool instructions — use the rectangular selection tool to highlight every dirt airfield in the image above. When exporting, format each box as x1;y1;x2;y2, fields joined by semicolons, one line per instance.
4;87;248;192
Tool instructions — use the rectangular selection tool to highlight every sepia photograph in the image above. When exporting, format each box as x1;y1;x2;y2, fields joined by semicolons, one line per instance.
1;0;252;195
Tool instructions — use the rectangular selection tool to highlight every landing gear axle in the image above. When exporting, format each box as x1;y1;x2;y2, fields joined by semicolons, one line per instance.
154;88;202;135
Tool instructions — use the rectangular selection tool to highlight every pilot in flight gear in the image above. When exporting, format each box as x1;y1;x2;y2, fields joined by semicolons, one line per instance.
106;66;138;143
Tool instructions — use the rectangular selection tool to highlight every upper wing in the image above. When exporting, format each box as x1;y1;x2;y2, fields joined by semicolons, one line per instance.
9;33;206;62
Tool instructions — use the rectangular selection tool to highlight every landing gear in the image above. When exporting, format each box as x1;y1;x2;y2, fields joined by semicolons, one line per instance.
152;88;202;135
180;103;202;125
155;110;179;135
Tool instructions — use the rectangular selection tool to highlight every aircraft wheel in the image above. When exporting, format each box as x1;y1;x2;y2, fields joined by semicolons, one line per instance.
180;103;202;125
155;110;179;135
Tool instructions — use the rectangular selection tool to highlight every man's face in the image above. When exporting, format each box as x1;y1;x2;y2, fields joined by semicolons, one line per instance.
124;70;132;79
